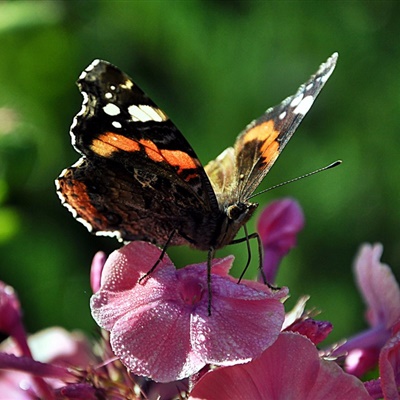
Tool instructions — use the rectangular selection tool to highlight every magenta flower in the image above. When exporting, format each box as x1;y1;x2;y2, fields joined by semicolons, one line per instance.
188;332;371;400
378;323;400;400
0;280;144;399
283;296;333;346
282;296;333;345
362;324;400;399
90;241;288;383
0;280;95;399
335;243;400;377
0;281;59;399
257;198;305;282
0;327;96;399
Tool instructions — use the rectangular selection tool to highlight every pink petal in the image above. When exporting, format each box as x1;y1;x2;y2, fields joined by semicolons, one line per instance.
0;327;95;398
90;251;107;293
344;347;380;378
285;318;333;345
257;198;305;282
27;327;96;368
335;243;400;375
206;255;234;277
192;273;286;365
189;333;371;400
364;379;383;400
0;282;21;335
355;243;400;329
0;353;70;380
91;242;177;331
110;302;202;382
0;282;31;357
56;383;100;399
379;329;400;400
91;243;211;381
258;199;305;246
333;325;389;377
91;242;287;382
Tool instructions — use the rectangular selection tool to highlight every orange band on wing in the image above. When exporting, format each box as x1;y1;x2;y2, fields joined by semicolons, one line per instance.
62;178;109;227
91;132;140;157
243;120;280;164
91;135;199;178
140;139;199;174
140;139;164;162
161;149;199;172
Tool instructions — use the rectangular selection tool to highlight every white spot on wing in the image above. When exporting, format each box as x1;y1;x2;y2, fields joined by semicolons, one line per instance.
140;105;165;122
78;70;87;80
293;95;314;115
290;93;303;107
112;121;122;129
120;80;134;89
128;104;166;122
85;59;100;72
103;103;120;116
128;105;148;121
105;92;112;99
279;111;287;120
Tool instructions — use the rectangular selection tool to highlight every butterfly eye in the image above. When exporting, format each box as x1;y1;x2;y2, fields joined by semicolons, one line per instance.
226;203;248;221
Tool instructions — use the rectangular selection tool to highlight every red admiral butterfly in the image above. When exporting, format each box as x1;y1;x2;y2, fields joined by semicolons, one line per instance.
56;53;337;263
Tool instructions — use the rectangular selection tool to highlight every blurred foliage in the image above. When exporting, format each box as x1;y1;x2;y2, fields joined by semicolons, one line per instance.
0;0;399;344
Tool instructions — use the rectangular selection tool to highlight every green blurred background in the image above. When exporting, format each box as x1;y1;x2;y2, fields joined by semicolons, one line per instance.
0;1;399;344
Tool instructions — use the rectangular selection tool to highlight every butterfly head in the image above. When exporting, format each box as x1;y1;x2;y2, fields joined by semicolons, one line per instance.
226;201;258;223
211;201;258;248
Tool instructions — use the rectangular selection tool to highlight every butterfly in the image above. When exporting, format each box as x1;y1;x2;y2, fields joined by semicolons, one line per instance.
56;53;337;270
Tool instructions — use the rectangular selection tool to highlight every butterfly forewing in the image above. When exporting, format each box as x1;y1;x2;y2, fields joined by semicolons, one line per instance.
57;60;219;243
233;53;338;201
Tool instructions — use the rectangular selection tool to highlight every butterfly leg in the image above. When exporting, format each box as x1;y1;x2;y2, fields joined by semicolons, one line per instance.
138;230;176;284
229;227;267;284
207;247;215;316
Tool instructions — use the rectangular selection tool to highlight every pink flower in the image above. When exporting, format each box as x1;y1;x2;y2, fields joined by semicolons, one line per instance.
0;280;140;399
188;332;371;400
257;198;305;282
362;323;400;399
286;318;333;345
0;327;95;399
0;282;30;356
90;241;288;383
0;281;58;399
283;296;333;345
378;323;400;400
335;243;400;377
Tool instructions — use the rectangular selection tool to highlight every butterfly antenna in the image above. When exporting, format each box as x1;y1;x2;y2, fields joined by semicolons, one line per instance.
248;160;342;200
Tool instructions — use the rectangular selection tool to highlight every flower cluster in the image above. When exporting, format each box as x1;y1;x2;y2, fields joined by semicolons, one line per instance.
1;198;399;399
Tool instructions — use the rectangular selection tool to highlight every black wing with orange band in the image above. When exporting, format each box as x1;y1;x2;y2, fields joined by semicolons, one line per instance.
57;60;218;243
233;53;338;201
